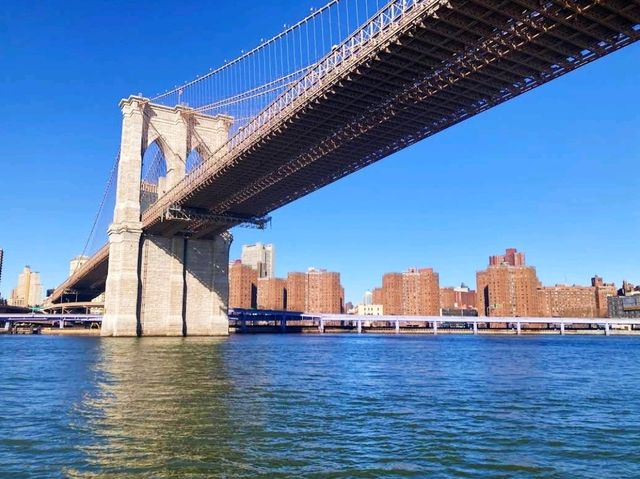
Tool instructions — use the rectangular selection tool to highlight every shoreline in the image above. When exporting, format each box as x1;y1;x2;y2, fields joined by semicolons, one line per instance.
2;327;640;337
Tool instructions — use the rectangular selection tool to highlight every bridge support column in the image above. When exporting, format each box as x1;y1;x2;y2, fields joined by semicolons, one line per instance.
139;236;186;336
102;225;143;337
182;236;230;336
105;234;231;337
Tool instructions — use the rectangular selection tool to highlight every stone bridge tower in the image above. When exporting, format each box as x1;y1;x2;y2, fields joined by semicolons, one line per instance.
102;96;233;337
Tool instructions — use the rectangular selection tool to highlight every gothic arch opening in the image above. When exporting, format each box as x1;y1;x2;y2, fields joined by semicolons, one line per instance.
186;147;206;176
140;139;168;215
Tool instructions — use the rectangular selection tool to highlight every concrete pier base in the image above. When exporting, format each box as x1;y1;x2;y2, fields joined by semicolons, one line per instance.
102;224;143;337
183;237;230;336
139;236;186;336
103;234;231;337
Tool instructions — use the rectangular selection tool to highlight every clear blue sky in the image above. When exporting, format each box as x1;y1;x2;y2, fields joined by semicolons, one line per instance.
1;1;638;303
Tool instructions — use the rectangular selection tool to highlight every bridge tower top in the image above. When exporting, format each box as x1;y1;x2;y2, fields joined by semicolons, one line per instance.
113;95;232;228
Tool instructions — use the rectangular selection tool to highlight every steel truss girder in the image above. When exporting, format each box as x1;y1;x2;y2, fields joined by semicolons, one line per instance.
162;205;270;230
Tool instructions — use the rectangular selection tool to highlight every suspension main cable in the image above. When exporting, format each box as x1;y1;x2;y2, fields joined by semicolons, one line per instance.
79;155;119;262
152;0;341;102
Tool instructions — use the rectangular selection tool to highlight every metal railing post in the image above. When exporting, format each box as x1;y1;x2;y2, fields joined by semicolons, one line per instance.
395;319;400;334
473;322;478;335
605;322;610;336
560;322;565;335
357;318;362;334
516;322;521;335
433;320;438;335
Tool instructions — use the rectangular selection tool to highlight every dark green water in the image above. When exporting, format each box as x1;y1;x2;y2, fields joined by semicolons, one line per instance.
1;334;639;478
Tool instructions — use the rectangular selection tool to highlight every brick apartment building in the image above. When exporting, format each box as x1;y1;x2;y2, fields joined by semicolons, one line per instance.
285;272;307;311
476;248;540;317
371;287;383;306
440;284;477;310
285;268;344;313
592;275;617;317
537;284;597;317
257;277;287;310
231;266;344;313
377;267;440;316
537;276;615;318
229;260;257;309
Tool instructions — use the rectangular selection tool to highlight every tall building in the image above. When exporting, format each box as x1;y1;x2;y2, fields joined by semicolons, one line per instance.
381;273;403;315
8;266;43;307
592;275;617;317
377;267;440;316
537;285;597;317
440;283;477;310
228;260;257;309
372;287;383;305
257;277;287;310
285;269;344;313
69;255;89;277
285;272;306;312
241;243;275;279
490;248;526;267
306;268;344;314
476;248;540;317
363;290;373;305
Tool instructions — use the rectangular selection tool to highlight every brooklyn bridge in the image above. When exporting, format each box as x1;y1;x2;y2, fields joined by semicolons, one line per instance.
44;0;640;336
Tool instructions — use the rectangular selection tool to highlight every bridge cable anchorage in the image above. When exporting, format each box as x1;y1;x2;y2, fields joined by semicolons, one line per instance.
162;205;271;230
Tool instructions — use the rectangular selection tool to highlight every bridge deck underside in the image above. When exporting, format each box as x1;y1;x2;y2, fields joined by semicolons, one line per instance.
160;0;639;235
51;0;639;303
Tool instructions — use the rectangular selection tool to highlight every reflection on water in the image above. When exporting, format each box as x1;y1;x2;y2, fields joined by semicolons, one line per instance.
68;338;243;478
1;335;640;478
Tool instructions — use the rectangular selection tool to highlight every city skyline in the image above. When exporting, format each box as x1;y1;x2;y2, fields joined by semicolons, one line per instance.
0;239;636;307
225;245;630;318
1;1;638;303
226;245;624;310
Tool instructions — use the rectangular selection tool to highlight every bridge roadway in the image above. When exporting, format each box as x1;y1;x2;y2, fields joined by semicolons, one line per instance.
0;314;102;330
48;0;640;303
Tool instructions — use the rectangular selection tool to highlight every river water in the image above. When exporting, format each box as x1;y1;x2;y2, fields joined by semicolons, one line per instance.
1;334;639;478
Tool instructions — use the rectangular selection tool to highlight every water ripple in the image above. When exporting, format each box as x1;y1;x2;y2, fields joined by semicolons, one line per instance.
1;335;640;477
